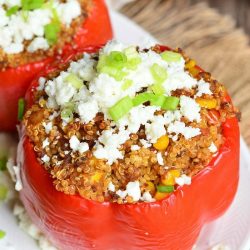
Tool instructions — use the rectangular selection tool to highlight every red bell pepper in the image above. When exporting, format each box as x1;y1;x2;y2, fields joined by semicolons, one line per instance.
0;0;112;132
18;46;239;250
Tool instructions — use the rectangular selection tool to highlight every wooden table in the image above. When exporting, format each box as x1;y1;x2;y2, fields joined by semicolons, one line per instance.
122;0;250;147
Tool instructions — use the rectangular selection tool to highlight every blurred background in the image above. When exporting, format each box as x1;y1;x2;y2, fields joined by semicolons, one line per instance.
111;0;250;147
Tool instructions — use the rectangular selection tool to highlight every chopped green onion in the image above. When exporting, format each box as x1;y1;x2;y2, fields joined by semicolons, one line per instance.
0;185;8;201
107;51;127;69
6;5;19;17
65;73;83;89
0;156;7;171
162;96;180;111
109;96;133;121
151;83;165;95
18;98;25;121
61;108;73;122
124;47;141;69
161;51;182;63
127;57;141;70
100;66;127;81
122;79;133;90
157;185;174;193
44;22;60;45
0;230;6;239
150;95;166;107
21;10;29;21
124;46;138;59
97;55;108;72
21;0;44;10
133;93;155;107
150;63;168;84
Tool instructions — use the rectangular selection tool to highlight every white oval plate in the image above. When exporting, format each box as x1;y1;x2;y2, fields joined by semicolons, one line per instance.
1;9;250;250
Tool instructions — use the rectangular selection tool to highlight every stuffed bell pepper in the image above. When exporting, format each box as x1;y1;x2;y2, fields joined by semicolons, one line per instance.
0;0;112;131
17;41;239;250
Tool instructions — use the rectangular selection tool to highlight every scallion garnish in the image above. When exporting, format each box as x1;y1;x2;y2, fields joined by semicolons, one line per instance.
44;22;60;45
0;230;6;239
18;98;25;121
150;63;168;84
21;0;44;11
133;92;155;107
109;96;133;121
151;83;165;95
157;185;174;193
162;96;180;110
0;185;8;201
6;5;19;17
150;95;166;107
0;156;7;171
107;51;127;69
65;73;83;89
122;79;133;90
161;51;182;62
61;108;73;122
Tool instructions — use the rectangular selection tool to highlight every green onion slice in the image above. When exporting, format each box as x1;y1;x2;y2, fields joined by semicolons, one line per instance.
44;22;60;45
0;230;6;239
150;63;168;84
157;185;174;193
151;83;165;95
0;185;8;201
65;73;83;89
150;95;166;107
21;0;44;10
6;5;19;17
109;96;133;121
122;79;133;90
133;93;155;107
107;51;127;69
0;156;7;171
162;96;180;111
18;98;25;121
161;51;182;63
61;108;73;122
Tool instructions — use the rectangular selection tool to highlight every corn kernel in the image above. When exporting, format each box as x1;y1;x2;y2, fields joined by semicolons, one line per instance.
153;135;169;150
189;67;200;77
90;172;102;183
161;169;181;186
146;181;156;193
185;59;196;69
154;191;169;201
196;98;217;109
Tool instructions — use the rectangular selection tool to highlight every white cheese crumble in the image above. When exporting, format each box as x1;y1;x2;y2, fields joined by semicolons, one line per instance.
180;96;201;122
209;142;217;153
42;138;50;148
195;79;212;97
69;135;89;153
0;0;81;54
43;122;52;134
126;181;141;202
141;191;155;202
131;145;140;151
140;139;151;148
41;154;50;163
156;152;164;166
108;182;115;192
175;174;191;186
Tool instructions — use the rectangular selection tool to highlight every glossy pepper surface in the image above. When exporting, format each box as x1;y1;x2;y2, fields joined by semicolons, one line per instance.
0;0;112;131
18;46;240;250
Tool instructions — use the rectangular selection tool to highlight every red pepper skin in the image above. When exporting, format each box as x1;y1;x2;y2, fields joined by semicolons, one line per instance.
18;47;239;250
0;0;112;132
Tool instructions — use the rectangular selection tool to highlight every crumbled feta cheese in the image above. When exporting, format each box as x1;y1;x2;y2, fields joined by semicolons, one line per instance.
140;139;151;148
37;77;46;91
41;154;50;163
195;79;212;97
180;96;201;122
116;189;127;199
7;161;23;191
141;191;155;202
77;99;99;123
156;152;164;166
167;121;201;140
27;37;49;53
209;142;217;153
78;142;89;154
175;174;191;186
126;181;141;202
42;138;50;148
131;145;140;151
108;182;115;192
43;122;52;134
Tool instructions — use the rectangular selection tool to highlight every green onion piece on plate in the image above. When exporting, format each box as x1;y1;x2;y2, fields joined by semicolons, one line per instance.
0;156;7;171
100;66;127;81
162;96;180;111
133;92;155;107
0;230;6;239
0;185;8;201
109;96;133;121
150;63;168;84
44;22;60;45
107;51;127;69
150;95;166;107
151;83;165;95
161;51;182;63
65;73;83;89
6;5;19;17
18;98;25;121
61;108;73;122
157;185;174;193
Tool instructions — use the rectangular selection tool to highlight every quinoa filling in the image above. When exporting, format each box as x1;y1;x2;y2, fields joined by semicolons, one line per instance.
23;41;236;203
0;0;91;69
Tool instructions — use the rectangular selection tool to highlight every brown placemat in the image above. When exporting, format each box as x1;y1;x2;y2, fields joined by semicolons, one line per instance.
121;0;250;147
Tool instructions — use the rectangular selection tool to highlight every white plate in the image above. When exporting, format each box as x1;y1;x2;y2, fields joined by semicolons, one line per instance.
1;9;250;250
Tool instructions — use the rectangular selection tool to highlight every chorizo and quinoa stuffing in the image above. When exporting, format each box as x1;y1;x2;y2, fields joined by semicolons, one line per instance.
23;40;237;204
0;0;91;69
